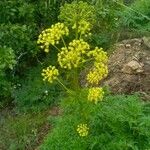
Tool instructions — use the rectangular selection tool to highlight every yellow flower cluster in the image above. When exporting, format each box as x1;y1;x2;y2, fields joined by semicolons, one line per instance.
72;20;91;35
41;66;59;83
88;87;104;104
87;47;108;64
77;123;89;137
37;22;69;52
58;39;90;69
87;63;108;85
87;47;108;85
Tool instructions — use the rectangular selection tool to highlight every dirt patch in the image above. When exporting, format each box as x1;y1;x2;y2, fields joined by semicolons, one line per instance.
0;106;60;150
33;106;60;150
103;38;150;99
33;123;51;150
80;38;150;100
48;106;62;116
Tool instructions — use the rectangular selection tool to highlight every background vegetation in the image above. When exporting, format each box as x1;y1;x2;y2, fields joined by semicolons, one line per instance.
0;0;150;149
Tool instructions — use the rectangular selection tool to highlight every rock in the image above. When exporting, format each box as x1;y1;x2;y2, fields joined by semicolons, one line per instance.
122;60;144;74
143;37;150;49
125;44;131;48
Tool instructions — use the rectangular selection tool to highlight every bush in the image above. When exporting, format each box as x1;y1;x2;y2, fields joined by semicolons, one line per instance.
0;47;16;104
0;0;66;103
0;24;38;56
0;23;38;102
0;0;35;24
40;94;150;150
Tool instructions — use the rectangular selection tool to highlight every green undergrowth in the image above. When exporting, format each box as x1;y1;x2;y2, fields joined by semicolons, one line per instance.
0;109;50;150
120;0;150;38
12;64;64;112
40;94;150;150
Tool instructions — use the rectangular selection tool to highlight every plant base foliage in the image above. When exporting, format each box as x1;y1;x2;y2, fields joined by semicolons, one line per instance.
40;94;150;150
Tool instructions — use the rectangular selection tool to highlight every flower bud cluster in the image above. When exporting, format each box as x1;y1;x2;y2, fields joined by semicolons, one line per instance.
41;66;59;83
87;47;108;64
58;39;90;69
72;20;91;36
76;123;89;137
88;87;104;104
87;63;108;85
87;47;108;85
37;23;69;52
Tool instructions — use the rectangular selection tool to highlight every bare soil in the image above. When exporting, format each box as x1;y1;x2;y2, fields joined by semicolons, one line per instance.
103;38;150;100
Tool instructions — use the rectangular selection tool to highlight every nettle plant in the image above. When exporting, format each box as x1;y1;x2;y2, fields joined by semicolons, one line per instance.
37;1;108;137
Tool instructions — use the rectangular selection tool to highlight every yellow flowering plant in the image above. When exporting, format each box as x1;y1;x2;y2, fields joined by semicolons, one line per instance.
37;1;108;138
38;23;108;90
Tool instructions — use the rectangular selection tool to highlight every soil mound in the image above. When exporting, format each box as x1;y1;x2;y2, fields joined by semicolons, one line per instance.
103;38;150;98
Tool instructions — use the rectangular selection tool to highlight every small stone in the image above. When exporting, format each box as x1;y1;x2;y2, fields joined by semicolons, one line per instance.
125;44;131;48
122;60;144;74
143;37;150;48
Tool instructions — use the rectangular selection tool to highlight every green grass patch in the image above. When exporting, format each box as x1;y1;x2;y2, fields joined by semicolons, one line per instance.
0;109;50;150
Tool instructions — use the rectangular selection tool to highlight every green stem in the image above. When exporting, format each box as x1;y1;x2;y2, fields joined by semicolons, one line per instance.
56;79;72;94
79;33;82;39
52;45;60;51
75;24;79;39
75;8;79;39
36;55;43;65
82;58;94;64
72;68;80;90
61;36;67;48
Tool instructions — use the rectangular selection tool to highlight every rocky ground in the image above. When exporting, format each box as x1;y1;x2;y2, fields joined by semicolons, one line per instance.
103;37;150;100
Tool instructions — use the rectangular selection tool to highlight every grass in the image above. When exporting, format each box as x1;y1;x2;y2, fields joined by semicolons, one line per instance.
0;108;50;150
40;94;150;150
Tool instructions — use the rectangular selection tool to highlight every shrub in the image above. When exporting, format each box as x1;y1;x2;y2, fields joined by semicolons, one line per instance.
0;0;35;24
40;94;150;150
0;0;65;102
0;23;37;102
0;47;16;103
0;24;38;56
